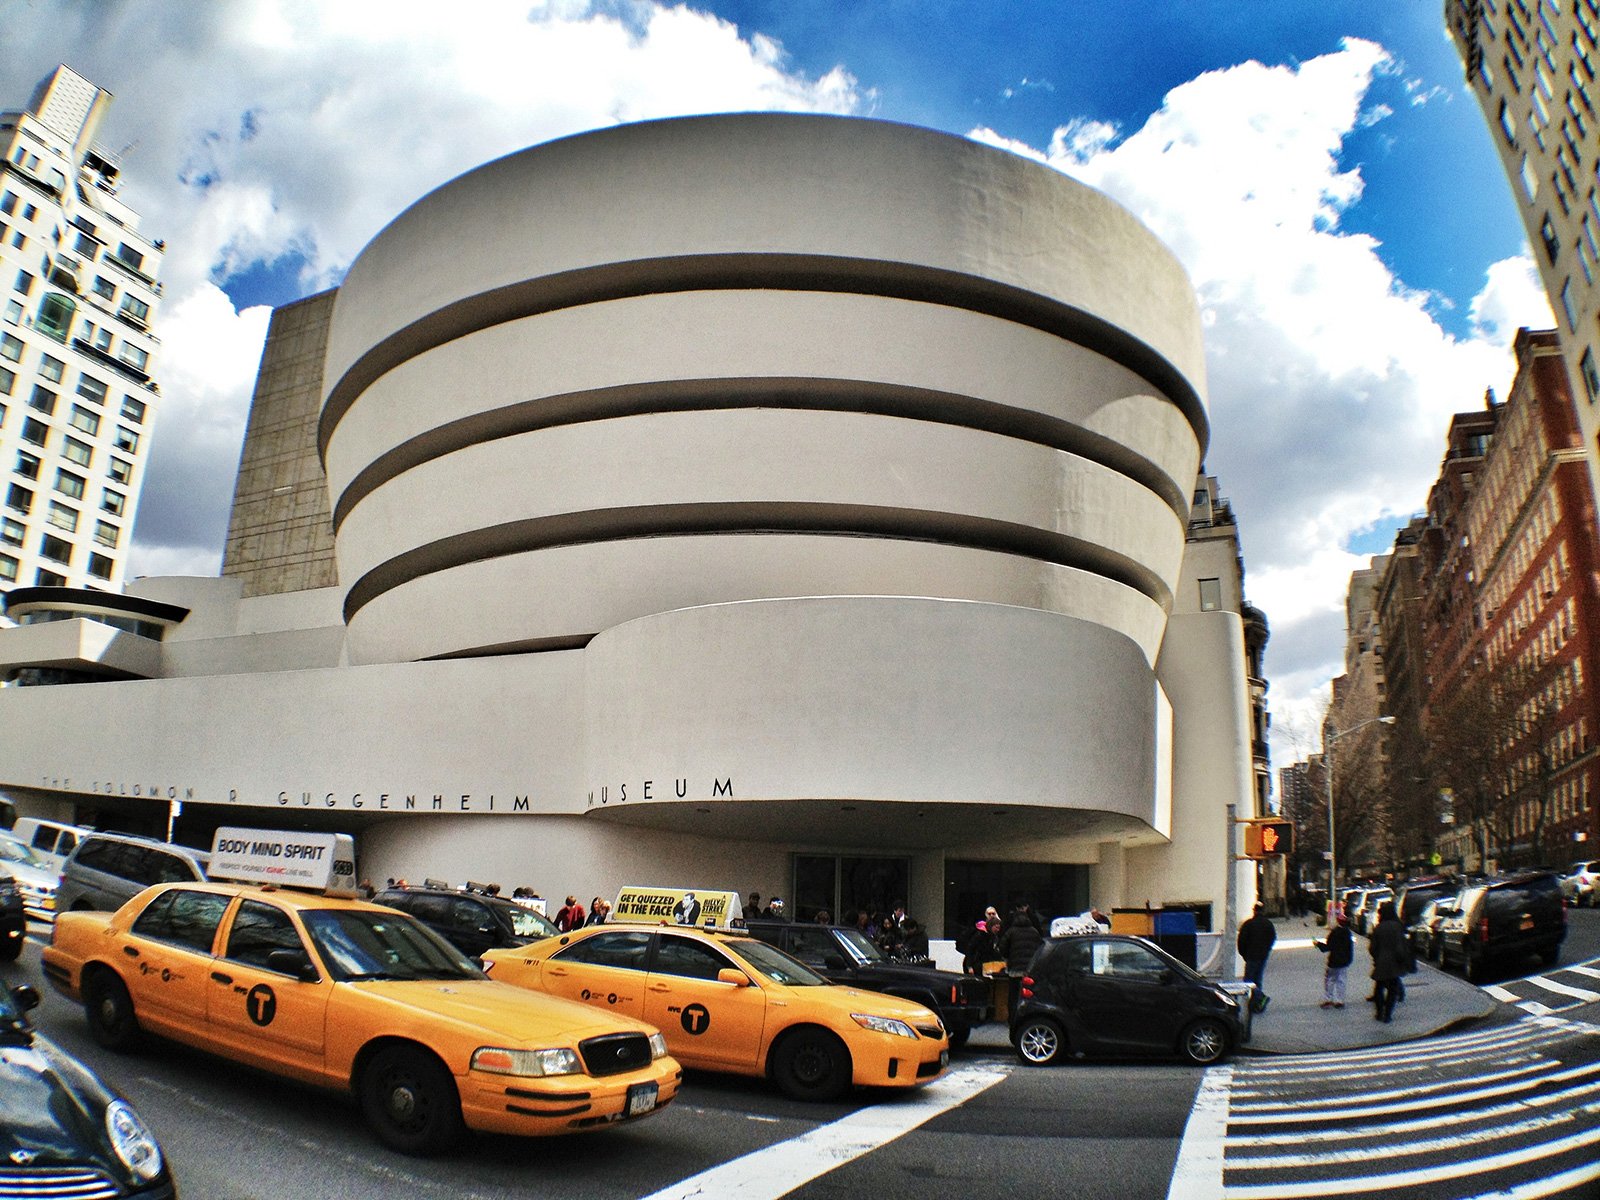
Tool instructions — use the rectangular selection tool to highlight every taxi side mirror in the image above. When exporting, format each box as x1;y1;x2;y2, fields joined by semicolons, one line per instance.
716;968;752;988
8;983;40;1013
267;948;320;983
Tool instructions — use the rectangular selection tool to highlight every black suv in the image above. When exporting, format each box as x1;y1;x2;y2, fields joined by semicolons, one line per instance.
1;867;23;962
743;920;990;1046
1011;933;1244;1066
1439;871;1566;981
374;886;559;960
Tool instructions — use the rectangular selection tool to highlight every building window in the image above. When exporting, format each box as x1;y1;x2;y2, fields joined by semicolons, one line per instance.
114;244;144;272
69;405;99;436
6;484;34;514
100;489;125;516
1522;154;1540;199
119;344;148;372
0;554;15;583
119;295;149;325
0;192;13;216
38;534;71;565
1561;278;1578;329
1542;213;1561;261
14;452;39;480
38;354;63;383
0;366;13;394
92;520;119;548
107;457;132;483
54;469;86;500
1500;98;1518;142
2;299;19;325
20;417;47;446
35;293;75;342
34;568;65;587
76;374;107;405
113;426;139;454
121;396;145;423
62;437;92;467
86;552;113;581
14;270;32;297
45;501;77;533
90;326;111;352
0;517;21;546
1583;347;1600;401
1199;578;1223;612
0;332;21;362
91;276;115;301
28;385;55;414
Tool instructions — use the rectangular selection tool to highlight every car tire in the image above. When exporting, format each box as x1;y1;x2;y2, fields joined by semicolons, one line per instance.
83;969;138;1051
946;1023;971;1050
1179;1018;1230;1066
1014;1016;1066;1066
1464;954;1484;984
0;935;21;963
1538;947;1559;968
770;1027;852;1102
360;1045;465;1156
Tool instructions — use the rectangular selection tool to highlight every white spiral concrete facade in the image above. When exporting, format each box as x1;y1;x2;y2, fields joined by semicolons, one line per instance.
323;115;1206;677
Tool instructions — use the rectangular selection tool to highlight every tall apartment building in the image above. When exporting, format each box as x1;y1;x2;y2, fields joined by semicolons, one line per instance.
1447;0;1600;507
0;65;162;597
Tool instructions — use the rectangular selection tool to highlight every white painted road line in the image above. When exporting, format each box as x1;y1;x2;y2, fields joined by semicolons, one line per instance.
1524;975;1600;1003
1165;1066;1231;1200
637;1064;1010;1200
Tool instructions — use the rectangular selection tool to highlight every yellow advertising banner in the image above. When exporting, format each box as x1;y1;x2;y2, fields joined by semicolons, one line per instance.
612;886;745;929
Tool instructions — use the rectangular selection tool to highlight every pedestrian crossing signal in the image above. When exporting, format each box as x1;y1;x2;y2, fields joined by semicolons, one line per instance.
1245;819;1294;859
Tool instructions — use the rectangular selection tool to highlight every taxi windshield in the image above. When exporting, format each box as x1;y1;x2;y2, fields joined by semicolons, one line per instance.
302;909;483;982
727;938;829;986
504;904;558;940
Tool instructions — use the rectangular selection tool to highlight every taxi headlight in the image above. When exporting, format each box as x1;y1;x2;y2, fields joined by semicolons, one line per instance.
105;1100;163;1183
649;1032;668;1060
851;1013;918;1039
471;1047;582;1077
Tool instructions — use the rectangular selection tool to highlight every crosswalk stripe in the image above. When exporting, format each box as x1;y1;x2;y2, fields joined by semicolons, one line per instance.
1236;1021;1574;1077
1165;1066;1231;1200
1231;1059;1556;1109
1568;965;1600;981
1228;1061;1576;1124
1455;1158;1600;1200
1485;984;1522;1001
1524;975;1600;1002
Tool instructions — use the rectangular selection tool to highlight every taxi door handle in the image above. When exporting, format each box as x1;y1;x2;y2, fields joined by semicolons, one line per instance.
121;946;140;959
211;971;233;985
547;967;568;977
648;983;672;993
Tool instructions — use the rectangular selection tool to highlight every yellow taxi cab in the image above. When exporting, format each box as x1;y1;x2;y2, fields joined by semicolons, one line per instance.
481;919;949;1100
41;880;681;1154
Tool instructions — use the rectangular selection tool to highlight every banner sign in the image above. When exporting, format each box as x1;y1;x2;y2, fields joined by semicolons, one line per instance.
210;827;359;898
612;886;744;929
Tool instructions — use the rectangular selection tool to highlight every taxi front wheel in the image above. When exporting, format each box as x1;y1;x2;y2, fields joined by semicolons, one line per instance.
360;1045;465;1155
83;970;138;1051
771;1027;851;1102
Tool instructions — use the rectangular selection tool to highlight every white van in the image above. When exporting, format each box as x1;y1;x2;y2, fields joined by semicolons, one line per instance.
10;818;93;874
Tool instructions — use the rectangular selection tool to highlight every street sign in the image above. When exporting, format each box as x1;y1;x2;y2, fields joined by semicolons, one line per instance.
1244;818;1294;859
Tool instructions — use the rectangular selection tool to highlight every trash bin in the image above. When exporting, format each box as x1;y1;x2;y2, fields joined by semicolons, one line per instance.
1152;910;1198;969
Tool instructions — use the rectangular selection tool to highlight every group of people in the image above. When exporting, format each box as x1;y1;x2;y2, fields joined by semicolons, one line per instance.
955;901;1050;978
1240;898;1418;1024
553;894;611;930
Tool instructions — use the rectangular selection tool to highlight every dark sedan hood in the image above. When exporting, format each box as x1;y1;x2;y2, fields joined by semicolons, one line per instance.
0;1033;125;1178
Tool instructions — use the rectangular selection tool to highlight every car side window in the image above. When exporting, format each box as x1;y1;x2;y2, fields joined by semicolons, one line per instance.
1048;939;1093;974
224;900;309;971
554;930;653;970
131;889;230;954
449;898;493;931
74;838;115;871
653;935;735;980
148;850;197;885
1091;940;1168;982
405;895;452;924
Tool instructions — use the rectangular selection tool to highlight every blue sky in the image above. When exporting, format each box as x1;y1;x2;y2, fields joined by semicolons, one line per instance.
3;0;1556;763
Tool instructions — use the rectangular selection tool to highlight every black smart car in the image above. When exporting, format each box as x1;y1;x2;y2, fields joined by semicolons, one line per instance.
0;982;176;1197
1011;933;1244;1066
743;920;991;1046
373;886;559;960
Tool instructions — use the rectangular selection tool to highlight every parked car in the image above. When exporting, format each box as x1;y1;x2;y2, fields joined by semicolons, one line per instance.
1393;879;1454;930
373;886;559;961
1559;860;1599;908
0;981;176;1197
1438;871;1567;982
55;832;210;914
743;919;991;1047
0;830;59;920
1009;933;1244;1067
1;867;24;961
1408;894;1459;964
1353;887;1394;936
10;817;92;873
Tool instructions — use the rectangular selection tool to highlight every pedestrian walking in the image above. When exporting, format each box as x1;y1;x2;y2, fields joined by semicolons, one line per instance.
1316;914;1354;1007
1237;902;1277;1011
1368;901;1410;1023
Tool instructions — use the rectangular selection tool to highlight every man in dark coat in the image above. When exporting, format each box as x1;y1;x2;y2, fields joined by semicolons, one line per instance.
1237;902;1277;1010
997;910;1043;973
1368;901;1411;1023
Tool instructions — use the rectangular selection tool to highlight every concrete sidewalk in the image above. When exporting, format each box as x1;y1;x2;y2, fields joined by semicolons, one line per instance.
962;914;1502;1059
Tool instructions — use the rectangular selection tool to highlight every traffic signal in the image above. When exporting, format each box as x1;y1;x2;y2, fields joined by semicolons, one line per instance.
1244;818;1294;859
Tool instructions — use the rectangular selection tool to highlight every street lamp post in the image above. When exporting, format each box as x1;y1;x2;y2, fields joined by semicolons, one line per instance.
1324;714;1396;921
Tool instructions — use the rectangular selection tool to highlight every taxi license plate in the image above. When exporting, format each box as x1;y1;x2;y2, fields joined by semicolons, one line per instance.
626;1082;658;1117
939;1049;949;1068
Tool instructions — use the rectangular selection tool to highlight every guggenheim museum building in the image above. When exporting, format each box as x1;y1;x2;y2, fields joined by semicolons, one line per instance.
0;114;1269;935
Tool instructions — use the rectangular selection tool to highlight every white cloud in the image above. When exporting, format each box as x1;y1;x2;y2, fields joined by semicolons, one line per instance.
970;38;1552;773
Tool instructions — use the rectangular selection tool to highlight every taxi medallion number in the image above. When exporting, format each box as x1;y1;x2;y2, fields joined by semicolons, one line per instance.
626;1082;658;1117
